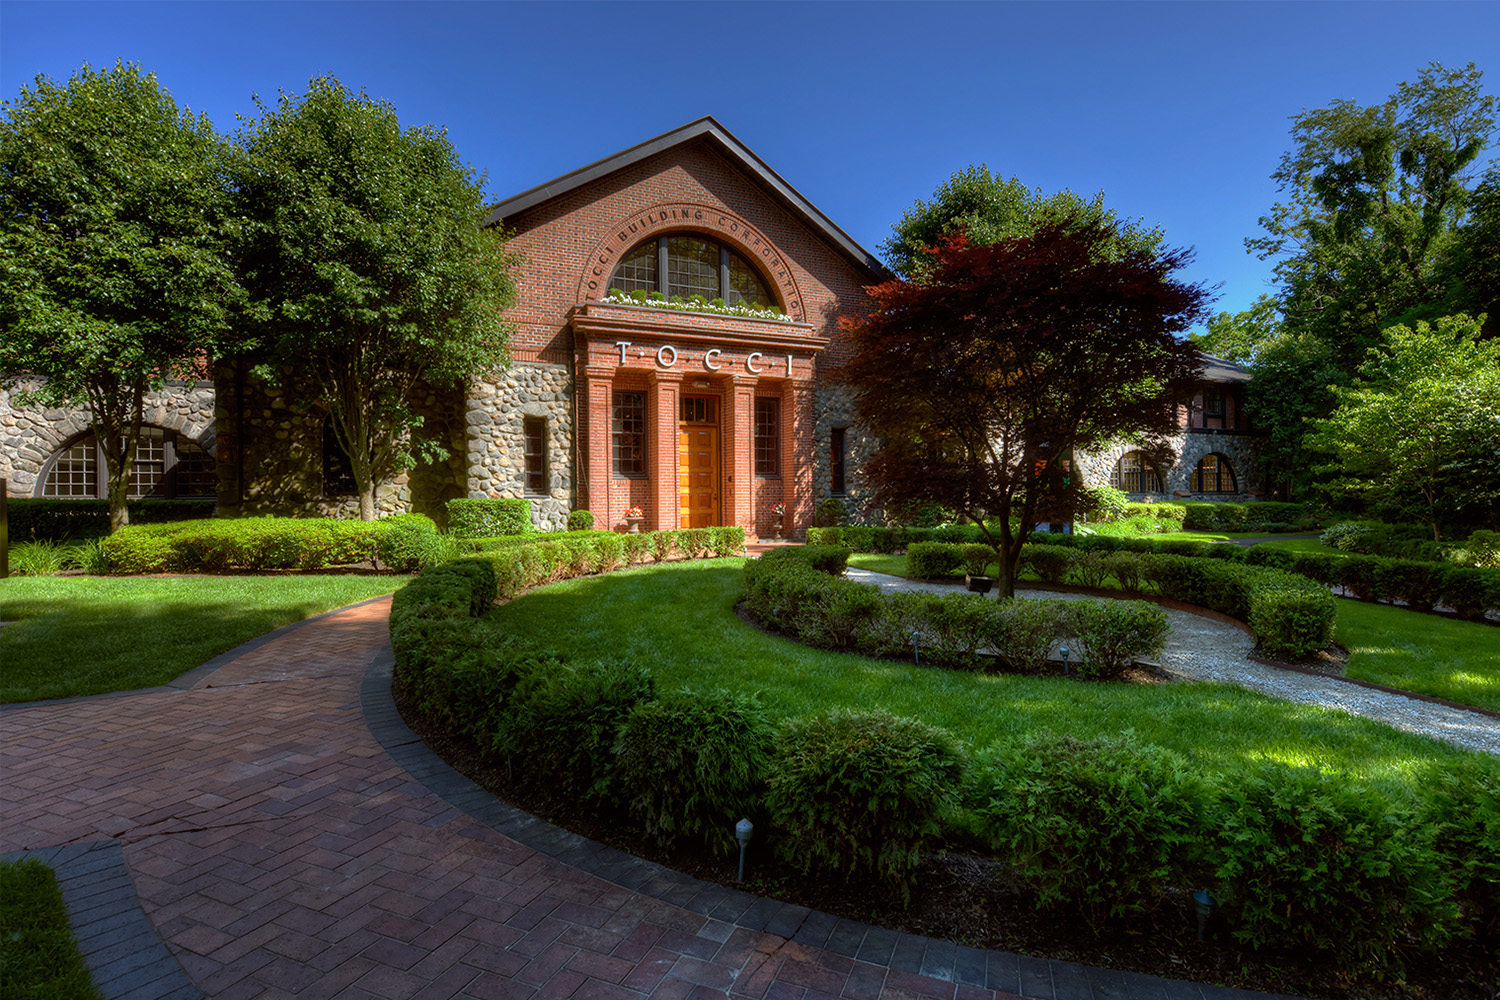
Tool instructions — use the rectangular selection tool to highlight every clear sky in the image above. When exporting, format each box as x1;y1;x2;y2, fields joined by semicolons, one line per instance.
3;0;1496;331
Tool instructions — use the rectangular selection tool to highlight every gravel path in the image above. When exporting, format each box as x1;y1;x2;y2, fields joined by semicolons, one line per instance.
846;568;1500;756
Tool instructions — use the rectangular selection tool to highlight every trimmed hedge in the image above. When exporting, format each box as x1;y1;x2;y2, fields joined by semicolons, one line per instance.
101;516;391;573
393;553;1499;972
446;497;533;537
5;498;215;541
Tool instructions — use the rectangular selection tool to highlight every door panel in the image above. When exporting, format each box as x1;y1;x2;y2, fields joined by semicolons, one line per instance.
679;426;718;529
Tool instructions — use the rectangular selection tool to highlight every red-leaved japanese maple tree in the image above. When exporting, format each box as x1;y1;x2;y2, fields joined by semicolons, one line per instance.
835;221;1210;598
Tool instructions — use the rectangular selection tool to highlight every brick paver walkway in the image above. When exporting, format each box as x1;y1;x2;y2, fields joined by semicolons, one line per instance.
1;595;1293;1000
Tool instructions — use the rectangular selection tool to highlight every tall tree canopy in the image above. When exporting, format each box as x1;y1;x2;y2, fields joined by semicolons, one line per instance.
880;165;1165;279
230;77;518;519
0;62;237;530
839;222;1209;598
1306;315;1500;539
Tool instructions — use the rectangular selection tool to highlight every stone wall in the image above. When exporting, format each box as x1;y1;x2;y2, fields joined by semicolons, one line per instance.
216;363;468;523
465;361;575;531
1076;431;1266;502
811;383;878;517
1;381;216;496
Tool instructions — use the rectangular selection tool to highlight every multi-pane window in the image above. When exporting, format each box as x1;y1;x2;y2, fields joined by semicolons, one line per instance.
1110;451;1164;493
609;235;772;307
1191;454;1237;493
523;416;547;493
1204;390;1225;416
680;396;718;424
323;420;357;496
754;397;780;476
613;391;646;476
40;427;215;499
830;427;847;495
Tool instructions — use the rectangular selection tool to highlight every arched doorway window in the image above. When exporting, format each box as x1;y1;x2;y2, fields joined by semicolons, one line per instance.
1191;453;1237;493
1109;451;1164;493
610;235;773;307
39;427;215;499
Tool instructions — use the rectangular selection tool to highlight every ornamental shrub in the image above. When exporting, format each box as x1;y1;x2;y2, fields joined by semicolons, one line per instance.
960;543;992;577
677;527;711;559
907;541;964;578
614;689;776;855
917;592;995;670
378;514;442;571
1464;529;1500;568
5;497;215;541
1320;521;1373;550
1440;566;1500;620
707;525;746;557
1101;552;1143;591
989;598;1066;672
446;497;532;537
1066;551;1109;588
1422;759;1500;948
647;529;677;562
1072;600;1170;678
806;580;885;651
1247;583;1336;659
815;496;848;527
622;531;652;564
765;710;965;899
1373;559;1445;613
968;731;1205;929
496;659;655;809
1207;764;1453;974
1021;544;1075;584
567;509;594;531
804;526;843;547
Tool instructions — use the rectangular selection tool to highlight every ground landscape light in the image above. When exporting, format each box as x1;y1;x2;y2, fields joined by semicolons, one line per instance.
1059;643;1070;676
735;818;754;882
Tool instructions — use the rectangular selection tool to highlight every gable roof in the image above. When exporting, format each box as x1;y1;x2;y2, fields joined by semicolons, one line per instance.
1199;354;1252;384
485;116;890;279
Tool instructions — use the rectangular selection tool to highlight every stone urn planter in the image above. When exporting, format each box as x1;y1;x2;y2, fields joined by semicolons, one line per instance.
965;574;994;595
626;516;645;533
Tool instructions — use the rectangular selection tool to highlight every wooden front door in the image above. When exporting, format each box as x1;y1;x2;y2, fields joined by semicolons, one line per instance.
679;425;719;528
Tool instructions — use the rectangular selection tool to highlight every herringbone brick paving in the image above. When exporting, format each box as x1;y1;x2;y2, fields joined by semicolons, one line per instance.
1;595;1286;1000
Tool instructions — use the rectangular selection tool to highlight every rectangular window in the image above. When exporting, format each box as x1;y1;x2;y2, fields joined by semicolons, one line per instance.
523;416;547;493
1205;391;1225;417
830;427;846;495
323;419;357;496
754;398;780;477
613;391;646;476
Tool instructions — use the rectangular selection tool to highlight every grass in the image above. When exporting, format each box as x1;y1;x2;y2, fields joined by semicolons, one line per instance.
483;559;1495;800
0;575;408;703
1336;598;1500;712
0;857;104;1000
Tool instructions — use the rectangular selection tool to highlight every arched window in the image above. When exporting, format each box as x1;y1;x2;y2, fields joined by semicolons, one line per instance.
1109;451;1164;493
1191;453;1237;493
40;427;215;499
610;235;772;307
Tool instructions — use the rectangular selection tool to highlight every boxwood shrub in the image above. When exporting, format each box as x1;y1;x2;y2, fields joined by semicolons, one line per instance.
446;497;532;537
5;497;215;541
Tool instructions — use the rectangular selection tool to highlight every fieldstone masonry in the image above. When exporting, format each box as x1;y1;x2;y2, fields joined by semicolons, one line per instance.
1076;431;1265;501
466;361;575;531
0;381;216;496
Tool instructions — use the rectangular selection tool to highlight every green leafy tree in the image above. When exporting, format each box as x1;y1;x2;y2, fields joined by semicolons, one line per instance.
230;77;517;519
1192;294;1283;364
1244;333;1343;501
1306;315;1500;540
1248;62;1495;370
880;165;1165;279
1445;166;1500;337
0;63;236;531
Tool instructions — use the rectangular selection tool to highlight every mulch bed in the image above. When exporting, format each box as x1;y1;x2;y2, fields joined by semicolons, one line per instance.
393;680;1498;1000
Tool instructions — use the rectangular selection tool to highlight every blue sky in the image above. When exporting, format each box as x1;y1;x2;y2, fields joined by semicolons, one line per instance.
4;0;1496;330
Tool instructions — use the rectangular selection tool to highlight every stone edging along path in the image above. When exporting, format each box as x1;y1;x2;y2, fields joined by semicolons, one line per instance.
0;593;1304;1000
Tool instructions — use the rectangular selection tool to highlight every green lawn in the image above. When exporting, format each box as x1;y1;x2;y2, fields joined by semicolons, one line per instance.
0;575;407;703
1164;530;1319;542
484;560;1493;799
1251;537;1353;556
1336;598;1500;712
0;857;103;1000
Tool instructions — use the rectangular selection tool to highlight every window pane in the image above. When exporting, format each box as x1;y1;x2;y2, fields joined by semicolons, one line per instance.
1115;451;1163;493
611;242;658;294
43;441;98;497
754;398;780;476
172;437;217;496
727;250;770;307
830;428;846;494
524;416;547;493
666;237;720;300
324;420;357;496
613;391;645;476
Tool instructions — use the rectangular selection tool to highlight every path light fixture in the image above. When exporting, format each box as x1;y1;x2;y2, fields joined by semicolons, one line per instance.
1059;644;1070;676
1194;889;1216;941
911;630;923;665
735;818;753;882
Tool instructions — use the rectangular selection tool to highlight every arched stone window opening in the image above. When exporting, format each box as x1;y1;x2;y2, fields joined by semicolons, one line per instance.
39;427;215;499
1191;453;1237;493
1109;451;1164;493
610;234;774;308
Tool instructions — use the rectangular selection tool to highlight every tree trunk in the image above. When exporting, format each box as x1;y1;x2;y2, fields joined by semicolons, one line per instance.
358;484;376;521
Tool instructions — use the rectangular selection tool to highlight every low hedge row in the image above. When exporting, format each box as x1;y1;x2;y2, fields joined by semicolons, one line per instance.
1021;532;1500;620
101;516;394;572
744;546;1172;677
902;540;1334;659
1180;501;1313;531
445;497;533;537
5;498;216;541
391;556;1500;975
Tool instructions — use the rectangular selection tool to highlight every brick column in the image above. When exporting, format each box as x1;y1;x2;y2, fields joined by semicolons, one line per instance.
785;378;815;539
722;376;756;534
647;370;683;531
585;374;614;529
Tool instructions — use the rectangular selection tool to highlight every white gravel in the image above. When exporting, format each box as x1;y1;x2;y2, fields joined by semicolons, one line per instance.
845;568;1500;756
